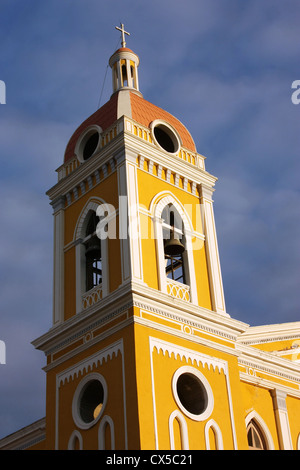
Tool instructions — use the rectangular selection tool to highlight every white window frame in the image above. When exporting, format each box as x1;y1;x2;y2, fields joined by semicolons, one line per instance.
72;372;108;430
74;198;112;313
150;192;198;305
172;366;214;422
245;411;275;450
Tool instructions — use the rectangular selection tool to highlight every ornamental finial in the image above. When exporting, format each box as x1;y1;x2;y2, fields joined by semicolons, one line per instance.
115;23;130;48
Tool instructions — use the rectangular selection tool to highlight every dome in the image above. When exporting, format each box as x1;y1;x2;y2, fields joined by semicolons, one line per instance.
64;43;196;163
64;91;196;163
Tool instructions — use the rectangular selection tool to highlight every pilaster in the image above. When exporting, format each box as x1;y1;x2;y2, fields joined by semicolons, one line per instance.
271;389;293;450
199;183;227;316
51;196;65;325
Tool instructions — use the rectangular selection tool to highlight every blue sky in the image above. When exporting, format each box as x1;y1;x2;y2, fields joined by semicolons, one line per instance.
0;0;299;439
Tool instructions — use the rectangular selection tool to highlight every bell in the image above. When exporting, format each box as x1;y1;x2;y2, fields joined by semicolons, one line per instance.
85;242;101;259
164;229;185;257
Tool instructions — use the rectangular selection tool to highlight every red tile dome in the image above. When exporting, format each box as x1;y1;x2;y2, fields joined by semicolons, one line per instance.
64;91;196;163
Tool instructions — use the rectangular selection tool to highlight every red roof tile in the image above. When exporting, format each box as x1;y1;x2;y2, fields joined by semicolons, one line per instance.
130;93;196;152
64;93;118;162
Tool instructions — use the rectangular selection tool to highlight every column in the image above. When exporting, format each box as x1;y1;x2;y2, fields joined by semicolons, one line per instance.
199;184;227;315
51;196;65;325
271;389;293;450
116;148;143;285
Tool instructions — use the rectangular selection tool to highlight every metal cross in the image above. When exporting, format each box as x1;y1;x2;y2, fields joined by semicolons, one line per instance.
115;23;130;48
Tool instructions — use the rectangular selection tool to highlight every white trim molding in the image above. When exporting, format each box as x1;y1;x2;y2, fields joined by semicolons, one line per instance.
98;415;115;450
73;197;112;313
168;410;189;450
74;125;103;163
68;430;83;450
117;149;144;284
72;372;108;430
204;419;224;450
199;184;227;316
172;366;214;422
51;196;65;325
55;339;127;450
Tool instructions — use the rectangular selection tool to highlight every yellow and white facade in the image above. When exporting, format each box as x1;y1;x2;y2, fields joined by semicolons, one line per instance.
1;39;300;451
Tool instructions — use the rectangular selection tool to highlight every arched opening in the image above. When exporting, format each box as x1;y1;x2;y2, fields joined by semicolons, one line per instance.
168;410;189;450
162;204;186;286
68;430;83;450
151;193;198;305
247;419;267;450
121;64;128;87
84;212;102;292
83;132;99;160
98;416;115;450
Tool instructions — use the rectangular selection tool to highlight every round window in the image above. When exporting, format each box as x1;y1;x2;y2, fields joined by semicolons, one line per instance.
151;121;181;154
83;132;99;160
176;373;207;415
72;373;107;429
75;125;102;163
172;367;213;421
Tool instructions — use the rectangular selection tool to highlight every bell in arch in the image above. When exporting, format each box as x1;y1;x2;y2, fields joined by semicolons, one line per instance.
85;239;101;260
164;228;185;257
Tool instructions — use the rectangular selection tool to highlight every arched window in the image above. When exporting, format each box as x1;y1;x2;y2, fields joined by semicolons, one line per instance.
68;430;83;450
98;415;115;450
162;205;186;285
247;420;267;450
151;193;198;305
204;419;223;450
74;198;112;313
168;410;189;450
84;212;102;292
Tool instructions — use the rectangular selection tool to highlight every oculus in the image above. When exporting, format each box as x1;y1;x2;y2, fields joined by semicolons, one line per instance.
75;125;102;162
172;366;214;421
72;373;107;429
151;120;181;154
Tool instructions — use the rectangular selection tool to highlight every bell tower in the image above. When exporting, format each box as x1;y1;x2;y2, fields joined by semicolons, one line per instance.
32;26;250;451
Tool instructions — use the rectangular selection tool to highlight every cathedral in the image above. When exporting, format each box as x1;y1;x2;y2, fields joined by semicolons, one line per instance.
1;25;300;451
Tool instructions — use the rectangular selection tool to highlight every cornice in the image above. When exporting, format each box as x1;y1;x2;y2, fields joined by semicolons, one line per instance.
47;115;218;208
33;279;248;360
46;131;125;203
123;131;218;189
130;281;248;337
236;341;300;383
237;322;300;346
32;280;135;354
0;418;46;450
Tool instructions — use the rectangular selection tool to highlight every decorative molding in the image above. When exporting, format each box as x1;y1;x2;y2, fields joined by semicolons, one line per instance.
150;337;227;374
204;419;224;450
45;305;131;359
57;340;123;387
149;337;238;450
168;410;189;450
172;366;214;422
0;418;46;450
55;339;128;450
270;389;293;450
